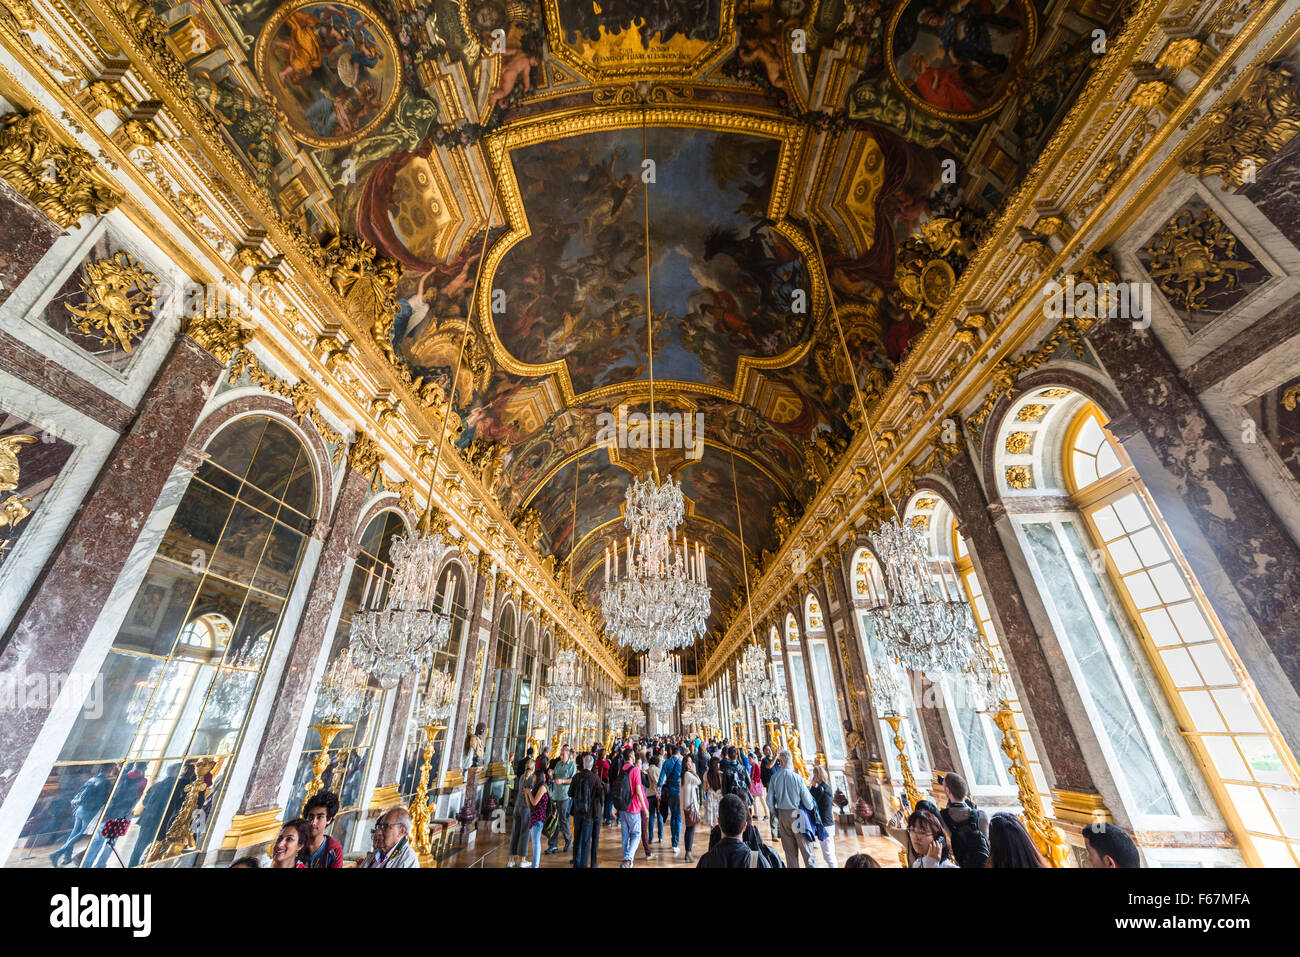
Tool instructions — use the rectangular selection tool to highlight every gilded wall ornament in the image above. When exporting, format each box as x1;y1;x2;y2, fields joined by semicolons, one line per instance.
1005;464;1033;489
65;251;158;352
226;348;344;448
347;431;384;477
182;310;251;363
1181;63;1300;190
1142;205;1256;314
0;433;38;552
893;216;974;324
0;108;121;228
318;233;402;364
1016;403;1047;422
1005;431;1033;454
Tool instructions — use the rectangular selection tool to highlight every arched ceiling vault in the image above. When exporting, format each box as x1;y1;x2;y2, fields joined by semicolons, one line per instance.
163;0;1124;654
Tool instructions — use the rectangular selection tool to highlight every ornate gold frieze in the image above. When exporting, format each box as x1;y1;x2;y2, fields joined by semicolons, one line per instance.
893;217;974;326
0;107;121;227
1016;403;1048;422
65;250;158;352
0;433;39;552
227;348;345;450
1181;63;1300;190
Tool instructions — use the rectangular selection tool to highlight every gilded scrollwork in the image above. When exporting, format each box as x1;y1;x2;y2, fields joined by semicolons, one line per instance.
0;108;121;228
1181;63;1300;190
65;250;158;352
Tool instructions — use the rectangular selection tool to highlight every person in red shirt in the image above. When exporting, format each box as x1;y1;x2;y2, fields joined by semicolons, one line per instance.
594;747;613;826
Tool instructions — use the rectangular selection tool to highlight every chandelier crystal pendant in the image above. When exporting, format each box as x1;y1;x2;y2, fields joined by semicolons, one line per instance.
600;474;711;652
350;520;456;691
736;643;770;702
418;665;457;725
866;517;980;675
544;645;584;715
958;633;1014;714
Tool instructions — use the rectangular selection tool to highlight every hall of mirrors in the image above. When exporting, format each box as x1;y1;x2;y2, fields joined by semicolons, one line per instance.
0;0;1298;870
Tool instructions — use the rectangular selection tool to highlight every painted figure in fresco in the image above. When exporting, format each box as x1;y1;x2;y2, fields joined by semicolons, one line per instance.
487;48;539;110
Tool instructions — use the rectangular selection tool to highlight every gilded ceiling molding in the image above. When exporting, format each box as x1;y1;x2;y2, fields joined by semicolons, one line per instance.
1180;61;1300;189
226;348;346;458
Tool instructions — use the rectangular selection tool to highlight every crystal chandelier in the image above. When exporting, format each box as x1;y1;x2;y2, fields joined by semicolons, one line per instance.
544;645;583;716
318;643;370;722
600;474;711;652
208;631;273;726
350;520;455;690
958;634;1014;714
736;643;770;702
418;666;456;725
866;518;979;675
757;684;790;725
640;648;681;711
867;661;905;719
698;691;719;731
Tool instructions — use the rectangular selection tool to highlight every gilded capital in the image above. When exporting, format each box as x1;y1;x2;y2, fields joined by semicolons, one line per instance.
182;310;252;363
0;108;121;228
346;432;383;477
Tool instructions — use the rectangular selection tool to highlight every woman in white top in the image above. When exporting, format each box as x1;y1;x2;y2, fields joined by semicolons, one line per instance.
680;757;702;863
702;756;723;833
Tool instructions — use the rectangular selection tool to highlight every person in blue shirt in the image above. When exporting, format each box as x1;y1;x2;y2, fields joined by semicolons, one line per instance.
658;746;684;855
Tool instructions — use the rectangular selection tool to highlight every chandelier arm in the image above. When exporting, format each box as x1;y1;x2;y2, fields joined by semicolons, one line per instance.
808;224;901;523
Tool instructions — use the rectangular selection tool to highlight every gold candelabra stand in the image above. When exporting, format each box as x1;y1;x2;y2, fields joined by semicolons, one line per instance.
883;715;922;808
734;723;745;748
409;722;445;857
765;720;779;749
788;727;810;780
303;720;352;811
147;756;217;862
550;727;565;757
992;708;1071;867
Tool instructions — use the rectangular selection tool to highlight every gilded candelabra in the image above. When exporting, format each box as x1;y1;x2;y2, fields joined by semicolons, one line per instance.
303;721;351;811
408;722;444;857
883;716;922;809
147;756;216;862
993;709;1071;867
787;726;810;780
550;727;565;757
765;720;779;749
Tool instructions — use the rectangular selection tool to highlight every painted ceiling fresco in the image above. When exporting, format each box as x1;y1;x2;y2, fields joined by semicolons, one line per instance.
162;0;1118;651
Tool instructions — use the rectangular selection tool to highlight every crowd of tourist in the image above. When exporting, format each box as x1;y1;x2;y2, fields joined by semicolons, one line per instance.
229;734;1143;869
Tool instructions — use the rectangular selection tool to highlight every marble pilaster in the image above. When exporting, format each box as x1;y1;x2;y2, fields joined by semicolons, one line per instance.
0;332;222;809
1088;317;1300;711
236;462;372;813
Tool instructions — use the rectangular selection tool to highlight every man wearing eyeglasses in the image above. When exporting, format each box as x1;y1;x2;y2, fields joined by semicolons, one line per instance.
360;807;420;868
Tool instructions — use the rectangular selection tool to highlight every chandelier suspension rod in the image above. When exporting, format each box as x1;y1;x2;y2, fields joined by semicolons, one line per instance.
809;225;901;523
730;446;759;650
641;101;658;483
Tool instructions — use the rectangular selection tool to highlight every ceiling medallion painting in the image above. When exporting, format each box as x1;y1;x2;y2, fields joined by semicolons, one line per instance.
886;0;1038;121
471;108;820;403
253;0;403;148
543;0;739;82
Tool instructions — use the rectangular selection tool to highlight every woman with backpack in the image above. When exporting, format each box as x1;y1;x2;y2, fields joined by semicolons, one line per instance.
524;770;550;869
809;765;837;868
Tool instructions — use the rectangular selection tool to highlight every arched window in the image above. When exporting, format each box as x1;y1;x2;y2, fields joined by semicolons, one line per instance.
286;509;406;848
1057;401;1300;866
802;593;847;766
12;415;317;867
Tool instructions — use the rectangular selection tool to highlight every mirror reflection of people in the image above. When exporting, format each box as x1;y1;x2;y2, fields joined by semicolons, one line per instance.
301;791;343;868
129;763;179;868
83;762;148;868
271;819;310;869
50;764;118;867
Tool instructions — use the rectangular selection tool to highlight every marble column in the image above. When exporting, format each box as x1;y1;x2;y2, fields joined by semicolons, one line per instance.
236;459;372;814
0;332;224;809
1089;316;1300;705
945;449;1098;793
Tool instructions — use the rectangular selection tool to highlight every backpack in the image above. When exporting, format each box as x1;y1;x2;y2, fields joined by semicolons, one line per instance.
944;802;990;869
725;764;750;801
570;773;595;818
542;793;560;838
612;766;633;812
